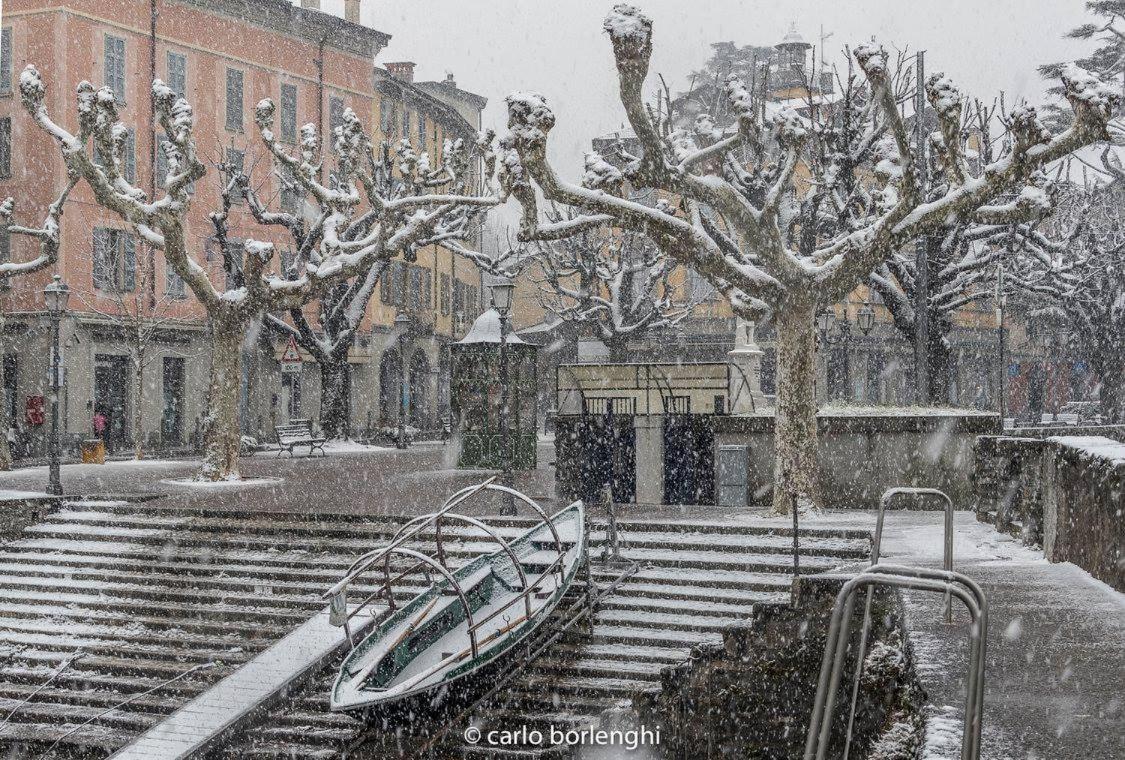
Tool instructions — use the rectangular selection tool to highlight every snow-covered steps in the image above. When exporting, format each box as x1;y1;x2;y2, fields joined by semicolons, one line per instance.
0;501;868;758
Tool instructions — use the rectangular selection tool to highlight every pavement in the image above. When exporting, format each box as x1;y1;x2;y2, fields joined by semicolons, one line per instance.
871;511;1125;760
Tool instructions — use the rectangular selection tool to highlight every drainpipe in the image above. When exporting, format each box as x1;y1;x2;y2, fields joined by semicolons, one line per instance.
315;36;325;181
147;0;159;310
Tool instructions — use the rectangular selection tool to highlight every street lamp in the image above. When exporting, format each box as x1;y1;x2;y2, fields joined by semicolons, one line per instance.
490;277;517;516
43;274;70;496
391;311;412;450
856;301;876;336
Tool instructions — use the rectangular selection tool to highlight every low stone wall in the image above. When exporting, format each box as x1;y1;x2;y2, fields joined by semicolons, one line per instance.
973;434;1125;592
1006;424;1125;441
0;492;62;542
713;409;999;509
1043;437;1125;593
634;575;925;759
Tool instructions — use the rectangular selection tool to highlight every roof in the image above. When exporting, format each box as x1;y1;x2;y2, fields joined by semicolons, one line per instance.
457;309;528;345
414;80;488;112
374;70;481;136
175;0;390;59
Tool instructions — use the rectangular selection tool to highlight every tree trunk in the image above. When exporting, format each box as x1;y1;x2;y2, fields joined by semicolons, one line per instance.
926;330;955;405
319;356;352;440
201;320;244;481
771;300;823;514
132;352;144;460
1100;363;1124;425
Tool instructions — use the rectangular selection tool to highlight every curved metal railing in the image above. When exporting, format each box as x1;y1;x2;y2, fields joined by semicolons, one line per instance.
804;564;988;760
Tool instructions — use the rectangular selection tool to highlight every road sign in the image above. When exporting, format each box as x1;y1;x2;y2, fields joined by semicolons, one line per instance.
280;336;302;374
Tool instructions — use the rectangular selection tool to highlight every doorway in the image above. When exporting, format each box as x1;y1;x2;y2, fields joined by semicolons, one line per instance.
663;413;715;505
161;357;185;445
280;371;302;422
94;354;129;451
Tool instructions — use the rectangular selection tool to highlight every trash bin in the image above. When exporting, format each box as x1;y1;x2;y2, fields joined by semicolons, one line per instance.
80;438;106;464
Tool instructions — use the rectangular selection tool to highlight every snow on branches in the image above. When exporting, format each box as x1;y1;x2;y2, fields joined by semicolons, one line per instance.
497;3;1117;511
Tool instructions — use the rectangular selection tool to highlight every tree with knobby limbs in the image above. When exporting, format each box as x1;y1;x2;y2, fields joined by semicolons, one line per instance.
253;132;497;441
531;219;694;362
1040;0;1125;177
498;4;1118;512
1006;181;1125;423
18;65;500;480
0;184;76;470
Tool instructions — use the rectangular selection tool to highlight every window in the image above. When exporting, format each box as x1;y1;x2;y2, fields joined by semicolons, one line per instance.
124;128;136;183
226;147;244;202
686;266;716;301
280;248;296;276
0;117;10;178
166;51;186;98
3;354;16;425
381;260;409;307
225;68;244;131
1;28;12;96
402;110;411;144
280;182;300;215
104;35;126;102
439;273;451;316
280;83;298;143
224;239;245;290
329;96;345;134
165;258;185;298
418;115;427;150
92;228;136;292
379;98;392;136
0;228;9;290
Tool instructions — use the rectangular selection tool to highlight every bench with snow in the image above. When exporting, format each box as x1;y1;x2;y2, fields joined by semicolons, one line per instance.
274;418;327;457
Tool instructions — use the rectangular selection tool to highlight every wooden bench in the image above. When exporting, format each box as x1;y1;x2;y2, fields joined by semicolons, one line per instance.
274;418;327;457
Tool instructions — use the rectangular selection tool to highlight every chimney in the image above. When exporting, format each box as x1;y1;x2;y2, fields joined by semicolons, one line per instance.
344;0;360;23
300;0;320;9
443;72;457;89
386;61;416;83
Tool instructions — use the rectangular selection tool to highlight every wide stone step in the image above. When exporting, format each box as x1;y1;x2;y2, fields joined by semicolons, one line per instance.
527;657;663;682
0;665;212;697
0;719;129;753
0;682;184;714
589;565;794;591
597;593;780;618
0;616;272;653
593;608;734;633
0;694;163;732
0;648;236;682
547;641;689;665
0;631;254;666
575;624;722;649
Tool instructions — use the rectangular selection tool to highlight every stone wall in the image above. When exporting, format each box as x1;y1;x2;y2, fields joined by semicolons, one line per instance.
633;576;925;759
557;408;997;508
1043;437;1125;593
0;494;61;543
973;435;1125;592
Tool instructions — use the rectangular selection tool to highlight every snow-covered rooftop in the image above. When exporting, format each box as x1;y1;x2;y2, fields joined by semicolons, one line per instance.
457;308;528;345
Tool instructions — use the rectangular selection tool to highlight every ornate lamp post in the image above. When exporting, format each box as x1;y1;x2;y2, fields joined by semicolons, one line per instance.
43;274;70;496
817;302;876;401
489;277;516;516
391;311;412;450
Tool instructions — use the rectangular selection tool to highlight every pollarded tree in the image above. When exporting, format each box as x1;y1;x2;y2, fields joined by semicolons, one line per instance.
18;66;499;480
499;4;1117;512
532;220;693;362
0;182;76;470
1007;181;1125;422
249;129;496;441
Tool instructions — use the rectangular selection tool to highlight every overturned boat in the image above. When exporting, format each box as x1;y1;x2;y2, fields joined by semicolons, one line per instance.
327;480;587;717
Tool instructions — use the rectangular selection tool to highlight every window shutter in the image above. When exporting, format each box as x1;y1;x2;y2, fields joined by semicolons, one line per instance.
440;273;450;316
402;111;411;144
167;51;186;98
105;36;125;102
329;96;345;134
379;98;391;136
381;266;392;304
122;234;136;292
280;84;298;143
155;138;168;189
125;129;136;183
225;69;244;131
165;258;185;298
92;228;110;290
0;118;10;179
418;116;426;150
0;29;11;96
0;228;9;290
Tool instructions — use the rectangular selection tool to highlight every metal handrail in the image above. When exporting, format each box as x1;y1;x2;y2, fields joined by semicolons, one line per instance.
875;487;955;621
804;565;988;760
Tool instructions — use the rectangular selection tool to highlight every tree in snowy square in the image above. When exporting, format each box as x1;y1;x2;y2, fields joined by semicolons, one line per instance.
498;4;1117;511
17;66;501;480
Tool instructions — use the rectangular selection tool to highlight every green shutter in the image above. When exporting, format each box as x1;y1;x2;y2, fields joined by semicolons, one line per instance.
93;228;110;290
226;69;243;131
0;29;12;96
280;84;298;143
122;234;136;292
125;129;136;183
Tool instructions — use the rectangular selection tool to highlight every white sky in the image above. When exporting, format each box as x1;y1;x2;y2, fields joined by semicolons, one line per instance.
320;0;1095;182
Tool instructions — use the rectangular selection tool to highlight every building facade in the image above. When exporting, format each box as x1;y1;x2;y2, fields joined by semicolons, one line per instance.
0;0;487;458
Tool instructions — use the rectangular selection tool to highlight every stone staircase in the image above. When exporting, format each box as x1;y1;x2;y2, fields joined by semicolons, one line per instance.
0;500;869;758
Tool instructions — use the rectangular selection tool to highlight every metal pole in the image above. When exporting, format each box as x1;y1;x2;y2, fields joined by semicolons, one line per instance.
397;333;408;449
997;266;1006;424
913;51;931;404
792;490;800;577
498;311;515;515
47;312;63;496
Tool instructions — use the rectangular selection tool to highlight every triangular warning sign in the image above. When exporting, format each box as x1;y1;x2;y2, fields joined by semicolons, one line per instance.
281;335;302;363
